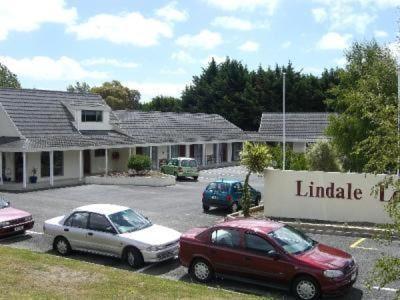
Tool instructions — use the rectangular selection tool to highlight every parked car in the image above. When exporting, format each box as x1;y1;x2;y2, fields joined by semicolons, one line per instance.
160;157;199;180
0;196;34;237
202;179;261;212
43;204;181;268
179;219;358;300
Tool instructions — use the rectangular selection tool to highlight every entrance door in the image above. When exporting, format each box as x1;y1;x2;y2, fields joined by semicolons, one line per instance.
221;143;228;162
14;152;23;183
2;154;5;181
179;145;186;157
83;150;91;175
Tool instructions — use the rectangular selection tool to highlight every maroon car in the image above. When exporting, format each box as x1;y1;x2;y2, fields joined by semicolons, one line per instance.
179;219;357;300
0;197;34;237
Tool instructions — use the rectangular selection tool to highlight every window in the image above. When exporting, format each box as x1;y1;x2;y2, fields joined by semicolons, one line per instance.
232;182;242;192
206;183;217;191
54;151;63;176
109;209;152;234
65;212;89;229
81;110;103;122
41;151;63;177
89;213;115;233
94;149;105;157
180;159;197;167
211;229;240;248
245;233;274;253
172;159;179;166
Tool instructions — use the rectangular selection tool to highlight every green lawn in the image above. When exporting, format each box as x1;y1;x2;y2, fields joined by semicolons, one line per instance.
0;246;268;299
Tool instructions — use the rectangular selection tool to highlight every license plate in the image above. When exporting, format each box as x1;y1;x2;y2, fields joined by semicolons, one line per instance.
211;196;217;199
351;272;357;281
14;226;24;231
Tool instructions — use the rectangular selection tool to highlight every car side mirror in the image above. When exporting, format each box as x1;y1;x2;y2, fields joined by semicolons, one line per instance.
268;250;281;260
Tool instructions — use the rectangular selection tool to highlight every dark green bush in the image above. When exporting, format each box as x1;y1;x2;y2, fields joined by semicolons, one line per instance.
268;145;308;170
127;155;151;172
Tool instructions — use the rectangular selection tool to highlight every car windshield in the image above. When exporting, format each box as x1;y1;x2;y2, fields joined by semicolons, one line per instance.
108;209;152;234
0;197;9;209
181;159;197;167
267;225;316;255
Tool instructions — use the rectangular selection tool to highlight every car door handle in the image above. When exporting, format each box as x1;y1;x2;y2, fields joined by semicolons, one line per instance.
88;232;93;236
64;228;69;232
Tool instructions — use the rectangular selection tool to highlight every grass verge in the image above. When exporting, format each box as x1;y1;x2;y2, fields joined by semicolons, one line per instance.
0;246;265;299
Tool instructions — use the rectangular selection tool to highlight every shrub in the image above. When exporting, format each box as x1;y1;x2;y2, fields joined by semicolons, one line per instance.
306;141;342;172
268;145;308;170
127;155;151;173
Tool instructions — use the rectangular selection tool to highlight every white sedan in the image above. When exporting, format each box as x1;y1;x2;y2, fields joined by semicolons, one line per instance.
43;204;181;268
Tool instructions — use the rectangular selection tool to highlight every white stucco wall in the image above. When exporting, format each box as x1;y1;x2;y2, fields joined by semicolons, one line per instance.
264;169;393;224
0;105;19;137
158;146;168;160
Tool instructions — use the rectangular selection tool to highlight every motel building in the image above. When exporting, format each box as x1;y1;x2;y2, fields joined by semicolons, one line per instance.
0;89;246;191
255;112;332;152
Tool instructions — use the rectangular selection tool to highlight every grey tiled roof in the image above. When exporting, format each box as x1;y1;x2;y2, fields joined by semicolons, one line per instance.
258;112;332;142
0;89;131;151
115;110;247;143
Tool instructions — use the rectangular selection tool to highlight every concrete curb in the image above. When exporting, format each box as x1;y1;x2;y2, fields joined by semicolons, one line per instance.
85;174;176;187
226;205;398;239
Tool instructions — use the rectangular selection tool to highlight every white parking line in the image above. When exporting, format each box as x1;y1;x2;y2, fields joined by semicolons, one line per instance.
372;286;399;293
26;230;43;235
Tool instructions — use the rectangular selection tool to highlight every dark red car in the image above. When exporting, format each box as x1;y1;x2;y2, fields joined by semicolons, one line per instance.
0;197;34;237
179;219;357;300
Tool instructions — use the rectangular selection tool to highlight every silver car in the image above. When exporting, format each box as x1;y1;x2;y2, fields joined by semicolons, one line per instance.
43;204;181;268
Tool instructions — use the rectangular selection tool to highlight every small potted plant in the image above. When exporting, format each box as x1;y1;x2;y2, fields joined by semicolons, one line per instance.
29;168;38;184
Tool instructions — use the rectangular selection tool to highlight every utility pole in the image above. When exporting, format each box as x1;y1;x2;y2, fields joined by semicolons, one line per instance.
283;72;286;170
397;65;399;176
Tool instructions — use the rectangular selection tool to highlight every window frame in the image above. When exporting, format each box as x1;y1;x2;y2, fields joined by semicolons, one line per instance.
88;213;117;234
210;228;241;249
40;151;64;177
64;211;90;229
94;149;106;157
81;110;103;122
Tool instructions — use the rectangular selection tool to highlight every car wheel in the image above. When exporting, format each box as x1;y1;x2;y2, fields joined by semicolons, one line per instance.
125;247;144;269
203;204;210;212
231;202;239;213
193;176;198;181
190;259;214;283
53;236;71;256
293;276;321;300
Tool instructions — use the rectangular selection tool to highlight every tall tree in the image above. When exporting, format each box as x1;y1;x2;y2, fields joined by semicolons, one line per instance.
91;80;141;110
141;96;182;112
0;63;21;88
66;81;91;93
326;41;398;173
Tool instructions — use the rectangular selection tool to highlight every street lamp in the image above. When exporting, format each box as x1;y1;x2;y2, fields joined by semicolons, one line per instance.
397;65;400;176
283;72;286;170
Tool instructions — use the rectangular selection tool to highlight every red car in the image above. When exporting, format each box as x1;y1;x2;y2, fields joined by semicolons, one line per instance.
0;197;34;237
179;219;357;300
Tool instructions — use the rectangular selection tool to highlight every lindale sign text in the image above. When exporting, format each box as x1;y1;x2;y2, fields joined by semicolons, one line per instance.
296;181;362;200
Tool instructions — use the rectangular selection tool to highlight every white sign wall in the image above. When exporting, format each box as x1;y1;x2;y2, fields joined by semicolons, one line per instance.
264;169;394;224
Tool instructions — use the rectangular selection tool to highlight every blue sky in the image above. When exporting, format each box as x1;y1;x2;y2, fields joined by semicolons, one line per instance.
0;0;398;101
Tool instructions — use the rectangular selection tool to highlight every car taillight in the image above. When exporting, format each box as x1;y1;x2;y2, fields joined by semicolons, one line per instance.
226;195;232;202
178;167;183;172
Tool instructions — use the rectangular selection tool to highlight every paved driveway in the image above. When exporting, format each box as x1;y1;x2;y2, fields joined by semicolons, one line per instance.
0;166;398;299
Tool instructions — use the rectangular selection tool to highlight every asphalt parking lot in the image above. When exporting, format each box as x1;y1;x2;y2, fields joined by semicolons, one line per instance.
1;166;399;299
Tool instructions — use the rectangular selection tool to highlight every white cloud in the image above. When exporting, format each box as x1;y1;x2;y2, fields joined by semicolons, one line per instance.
281;41;292;48
155;1;188;22
239;41;259;52
67;12;173;47
374;30;388;38
0;56;107;80
335;57;347;67
176;30;222;50
204;0;280;15
81;58;139;68
311;8;327;23
124;81;185;101
212;16;254;31
0;0;77;40
202;55;226;65
171;50;196;63
317;32;352;50
160;67;186;75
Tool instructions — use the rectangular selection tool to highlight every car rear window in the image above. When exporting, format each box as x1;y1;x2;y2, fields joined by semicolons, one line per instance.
180;159;197;167
206;182;229;192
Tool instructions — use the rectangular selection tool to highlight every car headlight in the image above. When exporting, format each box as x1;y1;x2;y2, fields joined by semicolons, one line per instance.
324;270;344;278
24;216;33;222
146;245;165;252
0;221;11;228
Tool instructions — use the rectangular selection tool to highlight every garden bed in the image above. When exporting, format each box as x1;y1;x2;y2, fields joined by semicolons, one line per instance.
85;171;175;187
